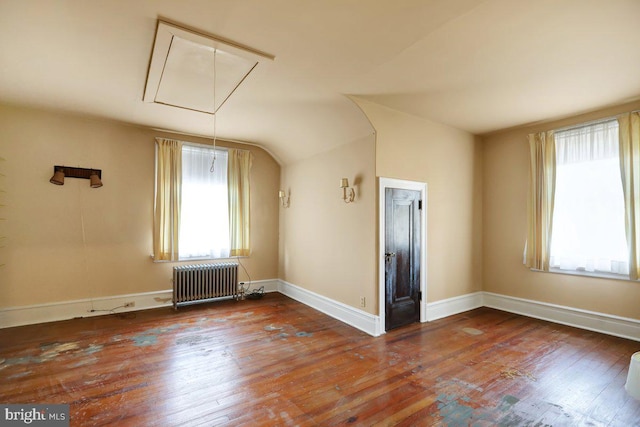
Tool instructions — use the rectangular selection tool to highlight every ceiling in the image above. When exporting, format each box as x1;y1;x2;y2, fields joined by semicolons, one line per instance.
1;0;639;165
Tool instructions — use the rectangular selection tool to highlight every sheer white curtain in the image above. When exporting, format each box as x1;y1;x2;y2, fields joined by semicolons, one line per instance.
179;145;230;259
550;120;628;274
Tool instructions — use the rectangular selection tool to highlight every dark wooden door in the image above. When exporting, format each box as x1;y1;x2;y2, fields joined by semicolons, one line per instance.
385;188;421;331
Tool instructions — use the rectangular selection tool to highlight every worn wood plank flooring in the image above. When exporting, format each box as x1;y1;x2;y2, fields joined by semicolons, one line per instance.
1;293;639;426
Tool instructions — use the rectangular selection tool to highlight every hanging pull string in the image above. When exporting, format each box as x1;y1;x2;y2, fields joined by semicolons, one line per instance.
210;48;217;173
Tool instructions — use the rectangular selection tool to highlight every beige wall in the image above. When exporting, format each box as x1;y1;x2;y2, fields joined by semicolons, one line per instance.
482;100;640;320
5;95;639;323
279;134;378;313
354;99;483;303
0;104;280;308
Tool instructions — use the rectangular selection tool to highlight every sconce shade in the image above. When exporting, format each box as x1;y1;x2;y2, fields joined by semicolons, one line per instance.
279;189;290;208
49;166;103;187
50;169;65;185
90;171;103;188
340;177;355;203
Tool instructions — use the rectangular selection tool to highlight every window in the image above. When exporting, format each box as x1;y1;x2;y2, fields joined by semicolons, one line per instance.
153;138;252;262
179;145;230;260
549;120;628;275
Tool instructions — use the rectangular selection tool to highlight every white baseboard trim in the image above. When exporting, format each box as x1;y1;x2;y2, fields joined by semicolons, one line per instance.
0;290;173;329
426;291;484;322
483;292;640;342
277;280;381;336
4;282;639;342
247;279;280;294
0;278;281;329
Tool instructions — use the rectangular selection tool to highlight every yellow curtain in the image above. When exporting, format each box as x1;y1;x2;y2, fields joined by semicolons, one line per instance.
153;138;182;261
525;131;556;270
228;148;252;257
618;112;640;280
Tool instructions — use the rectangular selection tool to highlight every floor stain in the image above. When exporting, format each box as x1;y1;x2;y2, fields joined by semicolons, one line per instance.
41;342;80;360
295;331;313;337
497;395;520;412
132;334;157;347
462;327;484;336
0;341;100;367
85;344;103;355
70;357;98;368
6;371;32;379
436;393;478;426
448;377;484;392
432;390;563;426
131;324;183;347
500;367;537;381
176;335;214;346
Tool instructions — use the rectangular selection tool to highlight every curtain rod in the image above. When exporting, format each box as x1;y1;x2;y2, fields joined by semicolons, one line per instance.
553;109;640;133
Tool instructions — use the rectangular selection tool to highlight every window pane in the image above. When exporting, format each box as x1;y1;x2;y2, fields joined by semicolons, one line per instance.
550;121;628;275
179;146;229;259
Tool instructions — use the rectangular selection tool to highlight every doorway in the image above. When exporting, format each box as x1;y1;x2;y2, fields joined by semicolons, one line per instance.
378;178;427;332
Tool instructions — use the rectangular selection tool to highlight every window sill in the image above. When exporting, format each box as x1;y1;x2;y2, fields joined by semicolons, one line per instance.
531;267;634;282
150;255;248;263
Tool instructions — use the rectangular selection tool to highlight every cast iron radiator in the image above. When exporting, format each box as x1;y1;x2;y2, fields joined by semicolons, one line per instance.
172;263;239;309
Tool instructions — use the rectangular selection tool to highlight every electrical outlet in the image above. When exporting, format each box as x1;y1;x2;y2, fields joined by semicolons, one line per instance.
124;302;135;308
360;297;366;308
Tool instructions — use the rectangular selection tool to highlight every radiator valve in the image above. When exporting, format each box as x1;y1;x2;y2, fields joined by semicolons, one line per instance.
239;282;246;300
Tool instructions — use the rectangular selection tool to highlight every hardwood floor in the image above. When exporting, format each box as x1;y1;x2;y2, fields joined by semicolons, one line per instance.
1;293;639;426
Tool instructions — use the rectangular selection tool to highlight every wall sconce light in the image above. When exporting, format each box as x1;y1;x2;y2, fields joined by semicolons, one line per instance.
278;190;290;208
340;178;355;203
49;169;65;185
49;166;103;188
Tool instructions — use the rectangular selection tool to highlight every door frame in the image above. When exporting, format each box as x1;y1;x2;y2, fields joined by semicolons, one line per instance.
378;177;427;333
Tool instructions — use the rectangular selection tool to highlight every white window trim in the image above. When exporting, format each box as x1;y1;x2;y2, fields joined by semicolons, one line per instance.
532;267;634;282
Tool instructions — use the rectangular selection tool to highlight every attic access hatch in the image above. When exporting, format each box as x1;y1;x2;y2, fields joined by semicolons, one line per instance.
144;21;274;114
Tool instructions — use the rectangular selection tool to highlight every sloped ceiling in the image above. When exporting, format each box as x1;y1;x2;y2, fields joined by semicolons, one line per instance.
0;0;639;165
